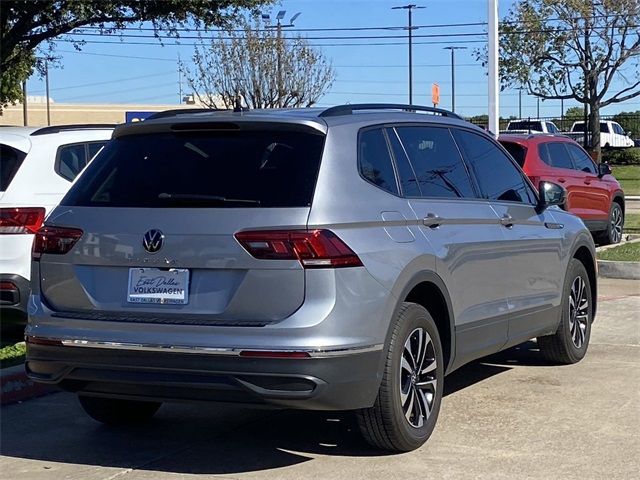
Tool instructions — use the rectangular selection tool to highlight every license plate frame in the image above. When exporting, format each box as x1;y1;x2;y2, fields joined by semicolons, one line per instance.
127;268;190;305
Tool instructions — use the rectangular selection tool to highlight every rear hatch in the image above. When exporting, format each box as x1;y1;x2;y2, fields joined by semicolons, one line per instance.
37;122;326;325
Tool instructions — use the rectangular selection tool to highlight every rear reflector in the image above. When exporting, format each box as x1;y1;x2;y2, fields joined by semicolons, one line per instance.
32;226;83;259
0;281;18;292
239;350;311;359
0;207;45;234
235;229;363;268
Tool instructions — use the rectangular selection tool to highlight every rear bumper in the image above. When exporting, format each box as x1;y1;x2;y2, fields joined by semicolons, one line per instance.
0;274;29;325
25;341;383;410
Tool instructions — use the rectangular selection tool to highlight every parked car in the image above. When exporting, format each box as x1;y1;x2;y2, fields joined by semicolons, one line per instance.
503;119;561;134
26;105;597;452
0;125;113;327
568;121;634;148
499;134;625;245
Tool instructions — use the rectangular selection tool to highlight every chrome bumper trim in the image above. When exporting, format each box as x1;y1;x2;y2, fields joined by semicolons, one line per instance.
56;339;383;358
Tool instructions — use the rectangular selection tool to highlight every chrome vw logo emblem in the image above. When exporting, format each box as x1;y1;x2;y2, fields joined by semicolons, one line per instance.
142;229;164;254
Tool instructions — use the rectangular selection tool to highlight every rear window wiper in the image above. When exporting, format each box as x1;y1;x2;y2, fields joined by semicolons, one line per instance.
157;193;261;205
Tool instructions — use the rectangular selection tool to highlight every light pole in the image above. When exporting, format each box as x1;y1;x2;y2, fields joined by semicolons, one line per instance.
444;46;466;113
393;4;424;105
263;10;301;108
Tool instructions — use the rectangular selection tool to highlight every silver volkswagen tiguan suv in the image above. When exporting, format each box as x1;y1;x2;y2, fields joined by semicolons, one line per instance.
26;104;597;451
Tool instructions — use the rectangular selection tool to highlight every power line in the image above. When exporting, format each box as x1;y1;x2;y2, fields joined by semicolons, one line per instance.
54;38;487;47
30;71;174;94
67;31;489;41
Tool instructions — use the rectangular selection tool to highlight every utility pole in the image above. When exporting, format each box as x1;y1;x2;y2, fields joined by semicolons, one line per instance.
444;46;466;113
393;4;424;105
487;0;499;135
22;80;28;126
518;87;524;118
264;10;301;108
44;60;51;126
177;52;183;105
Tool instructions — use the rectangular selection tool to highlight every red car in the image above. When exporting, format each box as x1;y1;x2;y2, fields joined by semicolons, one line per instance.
498;134;625;244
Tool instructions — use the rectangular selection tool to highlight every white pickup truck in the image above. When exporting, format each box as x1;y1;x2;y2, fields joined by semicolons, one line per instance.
569;121;634;148
503;119;561;134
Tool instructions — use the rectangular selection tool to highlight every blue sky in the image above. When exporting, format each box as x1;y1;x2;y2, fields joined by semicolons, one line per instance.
26;0;640;118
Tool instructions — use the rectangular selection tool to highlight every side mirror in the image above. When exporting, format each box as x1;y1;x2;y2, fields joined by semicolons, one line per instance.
598;162;612;177
627;131;633;137
537;181;567;211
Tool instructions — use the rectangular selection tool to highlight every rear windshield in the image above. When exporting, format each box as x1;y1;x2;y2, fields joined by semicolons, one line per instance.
0;144;27;191
499;141;527;167
62;130;325;208
508;121;542;132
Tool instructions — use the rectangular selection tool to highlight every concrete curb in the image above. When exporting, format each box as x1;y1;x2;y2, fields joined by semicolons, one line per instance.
596;238;640;279
597;260;640;279
1;363;56;406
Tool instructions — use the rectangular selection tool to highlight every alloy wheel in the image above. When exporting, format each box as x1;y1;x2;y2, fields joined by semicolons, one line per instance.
611;206;623;243
400;327;437;428
568;276;589;349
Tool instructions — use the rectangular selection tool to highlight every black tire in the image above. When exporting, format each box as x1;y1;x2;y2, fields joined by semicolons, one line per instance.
537;258;593;364
357;302;444;452
78;395;161;425
597;202;623;245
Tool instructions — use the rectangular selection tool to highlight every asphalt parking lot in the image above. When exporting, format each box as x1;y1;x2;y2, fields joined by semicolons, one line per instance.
1;278;638;480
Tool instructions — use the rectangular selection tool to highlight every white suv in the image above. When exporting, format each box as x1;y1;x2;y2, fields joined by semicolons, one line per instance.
0;125;113;328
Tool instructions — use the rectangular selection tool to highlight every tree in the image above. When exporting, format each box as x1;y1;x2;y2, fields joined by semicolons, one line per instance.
0;0;270;107
613;110;640;137
495;0;640;161
564;106;585;120
180;17;335;109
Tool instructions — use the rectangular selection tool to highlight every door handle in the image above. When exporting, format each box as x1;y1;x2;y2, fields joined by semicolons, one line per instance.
500;214;514;228
423;213;442;229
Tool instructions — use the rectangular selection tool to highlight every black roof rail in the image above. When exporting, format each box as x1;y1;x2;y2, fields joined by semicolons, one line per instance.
145;108;232;121
319;103;464;120
30;124;116;136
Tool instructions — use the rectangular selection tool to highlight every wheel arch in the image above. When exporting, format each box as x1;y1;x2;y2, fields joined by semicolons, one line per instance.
612;191;625;216
388;271;456;375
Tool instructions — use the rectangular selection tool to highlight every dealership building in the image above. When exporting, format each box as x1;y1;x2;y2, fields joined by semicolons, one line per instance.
0;96;201;126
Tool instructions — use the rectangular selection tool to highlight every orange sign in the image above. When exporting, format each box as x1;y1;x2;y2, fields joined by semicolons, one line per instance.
431;83;440;106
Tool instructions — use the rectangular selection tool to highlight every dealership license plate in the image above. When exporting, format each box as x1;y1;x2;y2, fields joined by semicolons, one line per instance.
127;268;189;305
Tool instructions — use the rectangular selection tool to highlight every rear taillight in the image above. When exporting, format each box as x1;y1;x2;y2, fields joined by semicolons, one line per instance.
32;226;83;259
0;207;45;234
235;229;363;269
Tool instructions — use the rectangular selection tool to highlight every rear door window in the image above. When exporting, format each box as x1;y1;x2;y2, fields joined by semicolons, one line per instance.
0;144;27;191
56;141;107;181
566;143;597;174
394;126;475;199
358;129;399;195
387;129;421;197
453;129;537;204
538;142;574;170
62;129;325;208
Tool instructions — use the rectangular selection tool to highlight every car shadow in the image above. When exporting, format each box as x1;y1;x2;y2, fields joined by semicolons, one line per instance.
1;341;552;475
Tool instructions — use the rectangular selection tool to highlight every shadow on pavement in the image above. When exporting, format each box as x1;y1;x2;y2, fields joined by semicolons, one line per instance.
1;341;550;475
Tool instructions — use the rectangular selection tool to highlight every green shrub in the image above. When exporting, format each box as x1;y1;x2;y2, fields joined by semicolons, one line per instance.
602;147;640;165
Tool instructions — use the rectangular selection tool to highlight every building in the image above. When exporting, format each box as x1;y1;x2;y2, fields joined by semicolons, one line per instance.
0;98;200;126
